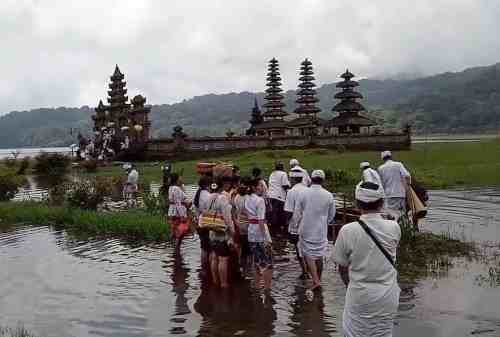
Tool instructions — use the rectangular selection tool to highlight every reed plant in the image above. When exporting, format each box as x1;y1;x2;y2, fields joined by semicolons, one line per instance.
0;202;169;241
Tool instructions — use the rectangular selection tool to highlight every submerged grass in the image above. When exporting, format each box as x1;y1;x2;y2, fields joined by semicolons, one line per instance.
89;140;500;189
0;202;169;241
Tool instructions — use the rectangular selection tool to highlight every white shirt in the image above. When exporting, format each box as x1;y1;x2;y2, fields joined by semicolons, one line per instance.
378;160;411;198
332;213;401;337
245;193;271;243
232;194;249;235
268;170;290;201
362;167;383;187
291;165;312;186
127;169;139;185
194;189;211;218
297;185;336;243
168;185;188;217
284;182;308;234
208;193;235;241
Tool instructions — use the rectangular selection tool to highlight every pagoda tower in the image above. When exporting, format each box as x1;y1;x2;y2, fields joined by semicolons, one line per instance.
294;58;321;117
107;65;129;126
262;58;288;121
330;69;374;134
130;94;151;143
246;97;264;136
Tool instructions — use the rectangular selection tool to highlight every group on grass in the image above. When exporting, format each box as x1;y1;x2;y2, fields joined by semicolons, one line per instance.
163;151;414;337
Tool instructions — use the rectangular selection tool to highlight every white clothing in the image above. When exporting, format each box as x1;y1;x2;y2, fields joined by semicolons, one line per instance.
258;179;268;197
362;167;383;187
233;194;249;235
297;185;336;258
268;170;290;201
378;160;410;198
208;193;234;242
194;189;211;219
127;169;139;185
284;182;308;234
245;193;271;243
167;185;188;217
291;165;311;186
333;213;401;337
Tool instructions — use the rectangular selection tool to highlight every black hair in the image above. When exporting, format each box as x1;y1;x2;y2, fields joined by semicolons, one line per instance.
238;176;252;195
232;165;240;173
194;176;211;208
252;167;261;177
169;173;180;185
275;161;284;171
311;176;323;184
290;175;303;183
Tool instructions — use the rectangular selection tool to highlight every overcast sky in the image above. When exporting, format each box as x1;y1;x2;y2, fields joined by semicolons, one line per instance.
1;0;499;114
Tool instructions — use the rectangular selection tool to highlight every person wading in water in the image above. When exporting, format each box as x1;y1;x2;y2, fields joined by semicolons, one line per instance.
267;162;290;231
167;173;191;250
193;176;212;276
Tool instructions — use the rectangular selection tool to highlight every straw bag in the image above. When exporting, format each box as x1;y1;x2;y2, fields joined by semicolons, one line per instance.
199;196;227;232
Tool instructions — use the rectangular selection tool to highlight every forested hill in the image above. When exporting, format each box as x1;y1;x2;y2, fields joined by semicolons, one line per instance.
1;62;499;148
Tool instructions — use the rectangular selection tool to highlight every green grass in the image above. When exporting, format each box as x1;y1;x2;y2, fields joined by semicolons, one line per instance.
88;139;500;189
0;202;169;241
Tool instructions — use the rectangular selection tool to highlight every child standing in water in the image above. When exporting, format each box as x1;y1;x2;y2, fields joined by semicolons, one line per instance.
245;178;273;291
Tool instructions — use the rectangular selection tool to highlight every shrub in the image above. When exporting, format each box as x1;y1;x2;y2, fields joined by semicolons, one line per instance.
0;172;24;201
324;168;357;196
17;157;30;175
33;153;71;176
81;159;98;173
66;177;114;210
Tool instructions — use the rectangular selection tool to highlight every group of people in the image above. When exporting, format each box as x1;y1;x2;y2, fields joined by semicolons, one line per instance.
164;151;414;337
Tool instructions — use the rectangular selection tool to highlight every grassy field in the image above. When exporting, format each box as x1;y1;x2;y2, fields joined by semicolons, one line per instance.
0;202;169;241
89;139;500;189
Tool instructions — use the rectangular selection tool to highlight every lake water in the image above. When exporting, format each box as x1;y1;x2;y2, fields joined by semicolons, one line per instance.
1;188;499;337
0;147;73;160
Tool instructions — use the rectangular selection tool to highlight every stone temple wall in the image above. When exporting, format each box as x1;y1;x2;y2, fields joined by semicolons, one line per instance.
145;129;411;160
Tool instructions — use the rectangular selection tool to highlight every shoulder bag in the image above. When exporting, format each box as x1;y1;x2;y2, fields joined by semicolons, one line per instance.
358;219;395;267
199;195;227;233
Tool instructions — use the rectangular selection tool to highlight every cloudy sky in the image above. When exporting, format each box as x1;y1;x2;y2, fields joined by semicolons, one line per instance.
1;0;499;114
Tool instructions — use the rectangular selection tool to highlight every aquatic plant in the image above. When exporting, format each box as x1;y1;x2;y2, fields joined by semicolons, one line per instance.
0;202;169;241
0;170;25;201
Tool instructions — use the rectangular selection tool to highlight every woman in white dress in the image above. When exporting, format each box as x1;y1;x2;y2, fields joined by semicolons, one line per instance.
168;173;191;249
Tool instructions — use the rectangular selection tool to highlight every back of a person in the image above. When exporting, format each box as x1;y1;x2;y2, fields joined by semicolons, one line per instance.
245;193;266;242
378;160;405;197
128;169;139;185
363;168;382;187
195;189;211;216
299;186;334;242
268;170;287;201
341;216;400;288
286;183;308;233
233;193;249;234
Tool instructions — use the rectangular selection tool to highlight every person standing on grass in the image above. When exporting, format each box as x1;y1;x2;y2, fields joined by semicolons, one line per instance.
289;158;311;186
168;173;191;249
193;176;212;276
245;178;273;292
360;161;383;186
333;181;401;337
378;151;411;221
296;170;336;291
123;163;139;207
284;169;309;279
208;178;235;288
268;162;290;230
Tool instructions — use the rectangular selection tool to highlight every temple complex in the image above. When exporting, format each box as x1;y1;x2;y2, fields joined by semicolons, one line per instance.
89;62;410;161
329;69;375;134
89;65;151;159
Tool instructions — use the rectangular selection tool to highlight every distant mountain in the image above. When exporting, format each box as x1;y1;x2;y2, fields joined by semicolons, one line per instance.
1;62;499;148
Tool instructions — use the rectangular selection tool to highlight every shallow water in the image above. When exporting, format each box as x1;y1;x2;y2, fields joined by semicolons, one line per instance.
1;189;500;337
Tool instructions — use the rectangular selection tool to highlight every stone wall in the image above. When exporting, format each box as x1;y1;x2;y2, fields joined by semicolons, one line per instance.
145;130;411;160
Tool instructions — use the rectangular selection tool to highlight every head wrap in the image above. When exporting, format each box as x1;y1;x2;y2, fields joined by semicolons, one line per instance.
355;181;385;202
381;150;392;160
289;169;304;178
290;158;300;167
311;169;325;180
360;161;370;169
122;163;132;171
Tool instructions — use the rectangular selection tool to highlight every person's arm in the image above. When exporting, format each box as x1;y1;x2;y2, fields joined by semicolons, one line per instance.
339;265;350;287
400;163;411;187
222;199;235;236
257;199;271;242
327;198;336;225
284;192;295;224
282;172;291;191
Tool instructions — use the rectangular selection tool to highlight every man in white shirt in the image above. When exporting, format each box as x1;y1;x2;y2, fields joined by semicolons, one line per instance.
268;161;290;230
378;151;411;221
123;163;139;207
360;161;383;186
297;170;336;291
284;169;309;278
289;158;311;186
333;181;401;337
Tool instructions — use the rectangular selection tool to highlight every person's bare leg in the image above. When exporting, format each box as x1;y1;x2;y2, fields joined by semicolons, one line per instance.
262;268;273;290
219;256;229;288
305;256;320;290
254;267;262;289
315;258;324;281
210;252;219;286
294;243;307;278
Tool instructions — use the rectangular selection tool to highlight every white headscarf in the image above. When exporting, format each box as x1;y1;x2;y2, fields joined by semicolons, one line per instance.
355;181;385;202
